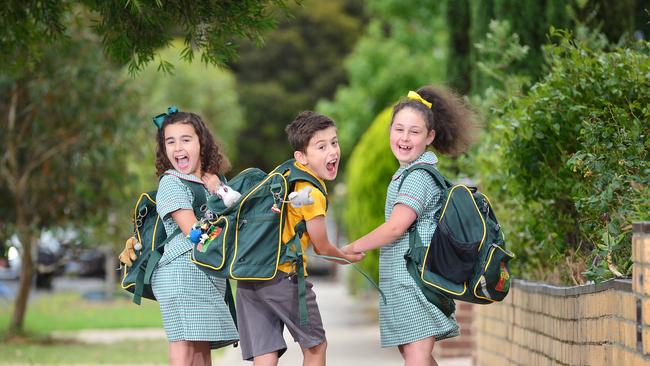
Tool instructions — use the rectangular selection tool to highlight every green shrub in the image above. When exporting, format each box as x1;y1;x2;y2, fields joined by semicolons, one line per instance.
490;31;649;283
345;108;398;289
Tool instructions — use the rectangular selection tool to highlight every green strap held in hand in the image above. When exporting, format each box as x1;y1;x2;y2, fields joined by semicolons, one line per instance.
283;221;309;326
308;253;387;305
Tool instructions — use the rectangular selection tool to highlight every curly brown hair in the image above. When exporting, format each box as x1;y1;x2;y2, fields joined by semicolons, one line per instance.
155;111;231;177
392;85;480;156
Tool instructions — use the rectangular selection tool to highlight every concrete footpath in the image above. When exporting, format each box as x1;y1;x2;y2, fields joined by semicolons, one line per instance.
219;275;472;366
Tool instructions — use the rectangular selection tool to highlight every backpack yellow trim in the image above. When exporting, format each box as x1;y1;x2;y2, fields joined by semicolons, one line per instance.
419;184;486;296
471;244;502;302
121;192;156;290
190;216;230;271
229;171;288;280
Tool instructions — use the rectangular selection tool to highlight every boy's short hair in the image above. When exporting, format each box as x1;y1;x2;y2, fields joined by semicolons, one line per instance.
285;111;336;152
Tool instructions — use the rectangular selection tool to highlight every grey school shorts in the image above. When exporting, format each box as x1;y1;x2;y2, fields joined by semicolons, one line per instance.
236;273;326;361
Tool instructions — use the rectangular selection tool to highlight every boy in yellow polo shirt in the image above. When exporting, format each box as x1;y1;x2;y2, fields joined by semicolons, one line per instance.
236;111;364;365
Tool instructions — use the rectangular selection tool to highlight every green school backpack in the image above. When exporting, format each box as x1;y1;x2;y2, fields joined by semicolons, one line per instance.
401;164;515;317
120;176;209;305
190;159;326;325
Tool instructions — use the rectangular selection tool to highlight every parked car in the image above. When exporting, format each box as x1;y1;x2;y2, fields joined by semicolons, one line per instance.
72;248;106;278
4;228;106;289
5;239;65;289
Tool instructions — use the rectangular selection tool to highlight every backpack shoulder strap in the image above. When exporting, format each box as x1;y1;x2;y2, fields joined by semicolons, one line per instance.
398;163;450;192
160;172;208;217
273;159;327;327
182;180;207;217
398;163;451;250
139;175;207;302
274;159;328;202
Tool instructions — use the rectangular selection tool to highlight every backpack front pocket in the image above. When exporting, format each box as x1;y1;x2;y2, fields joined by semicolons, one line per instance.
423;185;487;284
424;220;480;284
231;214;282;280
191;216;231;274
228;172;287;280
471;243;514;302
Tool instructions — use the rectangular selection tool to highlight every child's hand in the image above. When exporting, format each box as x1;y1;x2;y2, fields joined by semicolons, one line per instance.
344;251;365;264
201;173;222;194
341;243;361;255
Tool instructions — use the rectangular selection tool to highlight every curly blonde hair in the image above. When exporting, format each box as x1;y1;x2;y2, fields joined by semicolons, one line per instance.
392;85;480;156
155;112;231;177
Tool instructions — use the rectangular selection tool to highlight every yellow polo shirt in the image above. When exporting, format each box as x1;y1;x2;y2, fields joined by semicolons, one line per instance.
277;163;327;275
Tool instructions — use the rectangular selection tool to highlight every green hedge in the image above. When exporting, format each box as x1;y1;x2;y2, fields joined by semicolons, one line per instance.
344;108;398;288
488;33;650;283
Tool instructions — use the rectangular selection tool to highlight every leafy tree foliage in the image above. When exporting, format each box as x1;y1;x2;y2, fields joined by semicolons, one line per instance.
446;0;471;94
0;19;141;334
476;30;649;284
1;0;294;74
317;0;447;160
468;0;497;93
0;0;69;75
460;0;645;96
229;0;365;171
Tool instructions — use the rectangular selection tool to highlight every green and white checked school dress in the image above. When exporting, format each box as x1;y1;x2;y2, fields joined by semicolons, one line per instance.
151;170;238;349
379;151;459;347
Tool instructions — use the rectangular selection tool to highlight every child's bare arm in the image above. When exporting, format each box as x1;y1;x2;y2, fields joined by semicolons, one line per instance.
306;215;364;263
342;203;417;253
170;209;198;236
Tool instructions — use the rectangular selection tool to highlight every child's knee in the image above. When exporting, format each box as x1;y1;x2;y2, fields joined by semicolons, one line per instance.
305;339;327;355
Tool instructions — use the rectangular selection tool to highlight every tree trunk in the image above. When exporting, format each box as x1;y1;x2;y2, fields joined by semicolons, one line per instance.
9;204;34;335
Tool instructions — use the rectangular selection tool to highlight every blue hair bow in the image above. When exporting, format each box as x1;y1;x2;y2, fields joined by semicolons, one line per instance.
152;105;179;129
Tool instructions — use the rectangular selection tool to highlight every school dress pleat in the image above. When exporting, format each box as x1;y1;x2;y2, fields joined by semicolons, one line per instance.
379;151;459;347
151;171;238;349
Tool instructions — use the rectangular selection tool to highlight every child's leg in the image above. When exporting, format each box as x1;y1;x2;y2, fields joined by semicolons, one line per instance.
398;336;437;366
169;340;211;366
168;341;192;366
253;352;280;366
301;340;327;366
191;341;211;366
280;278;326;366
237;278;288;362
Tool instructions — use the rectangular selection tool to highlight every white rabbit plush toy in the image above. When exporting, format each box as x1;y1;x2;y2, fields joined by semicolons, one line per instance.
216;184;242;208
288;186;314;208
216;184;313;209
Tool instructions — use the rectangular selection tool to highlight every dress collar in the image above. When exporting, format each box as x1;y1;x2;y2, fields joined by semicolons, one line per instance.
164;169;205;185
392;151;438;181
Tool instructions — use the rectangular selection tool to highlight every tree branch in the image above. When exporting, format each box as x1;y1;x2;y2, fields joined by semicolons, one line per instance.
22;135;79;179
1;82;20;194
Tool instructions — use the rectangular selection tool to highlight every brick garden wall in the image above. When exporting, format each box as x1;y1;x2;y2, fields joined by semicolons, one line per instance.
474;222;650;365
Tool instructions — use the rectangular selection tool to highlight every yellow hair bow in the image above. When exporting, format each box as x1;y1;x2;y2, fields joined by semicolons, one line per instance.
407;91;432;109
